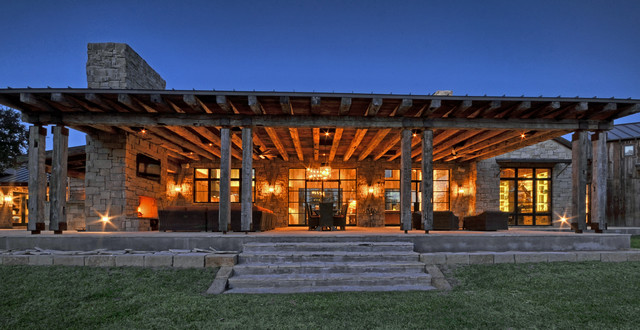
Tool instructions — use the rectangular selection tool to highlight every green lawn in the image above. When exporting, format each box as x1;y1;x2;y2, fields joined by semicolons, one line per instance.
1;262;640;329
631;235;640;249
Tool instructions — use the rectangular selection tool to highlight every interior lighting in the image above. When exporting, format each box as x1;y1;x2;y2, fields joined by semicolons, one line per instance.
268;186;275;193
101;216;109;223
140;128;146;134
520;133;526;139
368;187;375;194
458;188;465;194
174;187;182;192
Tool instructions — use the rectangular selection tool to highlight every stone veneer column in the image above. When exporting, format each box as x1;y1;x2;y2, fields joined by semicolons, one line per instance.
591;131;608;233
241;127;253;231
49;125;69;234
400;129;412;232
421;130;434;232
27;126;47;234
571;131;588;233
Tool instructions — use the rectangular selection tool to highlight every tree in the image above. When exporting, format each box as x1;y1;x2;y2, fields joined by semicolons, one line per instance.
0;107;28;173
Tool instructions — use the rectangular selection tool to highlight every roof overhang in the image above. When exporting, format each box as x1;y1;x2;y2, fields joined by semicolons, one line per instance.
1;88;638;164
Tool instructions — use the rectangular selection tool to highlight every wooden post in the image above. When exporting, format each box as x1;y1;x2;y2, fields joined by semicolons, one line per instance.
591;131;608;233
219;127;231;233
49;126;69;234
400;129;412;232
571;131;588;233
241;127;253;232
27;126;46;234
421;130;434;233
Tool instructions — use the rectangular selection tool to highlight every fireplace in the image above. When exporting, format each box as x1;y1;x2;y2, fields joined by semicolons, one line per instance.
137;196;158;218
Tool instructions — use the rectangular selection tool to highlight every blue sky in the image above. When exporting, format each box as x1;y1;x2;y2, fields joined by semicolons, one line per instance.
1;0;639;147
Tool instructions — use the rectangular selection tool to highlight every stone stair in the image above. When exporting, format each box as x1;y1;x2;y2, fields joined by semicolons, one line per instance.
225;242;435;294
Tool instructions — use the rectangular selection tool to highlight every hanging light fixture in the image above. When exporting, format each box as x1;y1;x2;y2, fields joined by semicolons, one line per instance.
307;129;332;180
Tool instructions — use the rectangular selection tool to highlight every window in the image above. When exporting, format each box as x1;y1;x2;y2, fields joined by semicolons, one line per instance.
288;169;357;226
384;169;450;212
624;145;634;156
499;167;551;226
193;168;255;203
136;154;161;182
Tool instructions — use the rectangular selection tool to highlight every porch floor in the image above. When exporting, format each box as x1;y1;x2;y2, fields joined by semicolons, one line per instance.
0;227;631;253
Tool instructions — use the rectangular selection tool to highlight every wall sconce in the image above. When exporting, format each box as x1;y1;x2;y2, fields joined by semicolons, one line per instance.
458;188;465;195
368;187;375;195
268;186;276;194
2;195;12;206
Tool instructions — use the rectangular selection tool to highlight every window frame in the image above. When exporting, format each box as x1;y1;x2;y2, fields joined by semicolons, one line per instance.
193;168;256;203
383;169;450;212
499;167;552;226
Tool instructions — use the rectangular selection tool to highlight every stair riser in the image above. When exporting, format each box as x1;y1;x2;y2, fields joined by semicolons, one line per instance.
229;276;432;289
233;265;426;275
242;245;414;253
239;254;419;263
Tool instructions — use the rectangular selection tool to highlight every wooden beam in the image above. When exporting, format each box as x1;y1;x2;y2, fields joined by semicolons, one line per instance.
151;127;216;160
328;128;343;162
241;127;253;231
280;96;293;115
183;94;213;113
400;129;412;231
85;93;128;112
608;103;640;119
117;94;146;112
289;128;304;161
310;96;321;114
521;101;560;119
27;126;47;234
339;97;352;115
374;132;401;160
491;101;530;119
313;128;320;161
248;95;266;114
216;95;239;114
364;98;383;116
415;99;441;117
22;112;614;131
343;129;368;161
219;127;231;232
130;95;159;113
358;128;391;161
572;131;588;233
135;129;200;161
591;131;607;232
459;101;501;118
20;93;56;112
441;100;471;118
544;102;588;120
435;130;504;161
263;127;289;161
421;130;433;232
464;130;567;161
441;130;522;161
191;127;242;159
49;126;68;233
432;130;484;157
149;94;177;113
389;134;421;161
390;99;412;116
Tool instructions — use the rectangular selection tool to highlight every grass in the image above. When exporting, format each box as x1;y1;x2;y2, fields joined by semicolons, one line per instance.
1;262;640;329
631;235;640;249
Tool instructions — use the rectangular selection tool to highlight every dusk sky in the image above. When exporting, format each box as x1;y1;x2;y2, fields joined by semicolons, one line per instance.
1;0;639;147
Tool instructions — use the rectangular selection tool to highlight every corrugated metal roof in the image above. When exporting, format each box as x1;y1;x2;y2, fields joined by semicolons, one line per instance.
607;122;640;141
0;167;29;184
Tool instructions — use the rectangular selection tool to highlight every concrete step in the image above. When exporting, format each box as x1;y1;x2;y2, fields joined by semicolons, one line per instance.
225;284;436;294
238;251;420;264
233;261;426;275
227;272;432;289
242;242;415;253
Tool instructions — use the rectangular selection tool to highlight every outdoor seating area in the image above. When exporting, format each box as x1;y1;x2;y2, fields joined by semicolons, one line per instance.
306;203;347;231
158;205;276;232
463;211;509;231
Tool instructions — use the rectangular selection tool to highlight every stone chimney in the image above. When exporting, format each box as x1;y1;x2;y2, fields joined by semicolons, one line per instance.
86;43;166;89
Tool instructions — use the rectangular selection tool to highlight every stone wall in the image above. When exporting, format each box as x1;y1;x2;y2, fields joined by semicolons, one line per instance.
173;158;476;228
475;139;573;226
86;43;166;89
85;131;167;231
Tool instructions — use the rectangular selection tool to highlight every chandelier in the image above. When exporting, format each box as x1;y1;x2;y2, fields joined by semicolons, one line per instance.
307;129;332;180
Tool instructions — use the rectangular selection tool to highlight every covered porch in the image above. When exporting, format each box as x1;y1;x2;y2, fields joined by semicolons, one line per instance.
1;89;639;234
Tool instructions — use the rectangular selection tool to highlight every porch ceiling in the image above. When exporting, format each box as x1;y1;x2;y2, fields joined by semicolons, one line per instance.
2;89;639;164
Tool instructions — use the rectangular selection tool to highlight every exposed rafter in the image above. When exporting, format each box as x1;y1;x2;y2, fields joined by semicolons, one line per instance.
263;127;288;161
289;128;304;161
358;128;391;161
343;129;368;161
328;128;343;162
